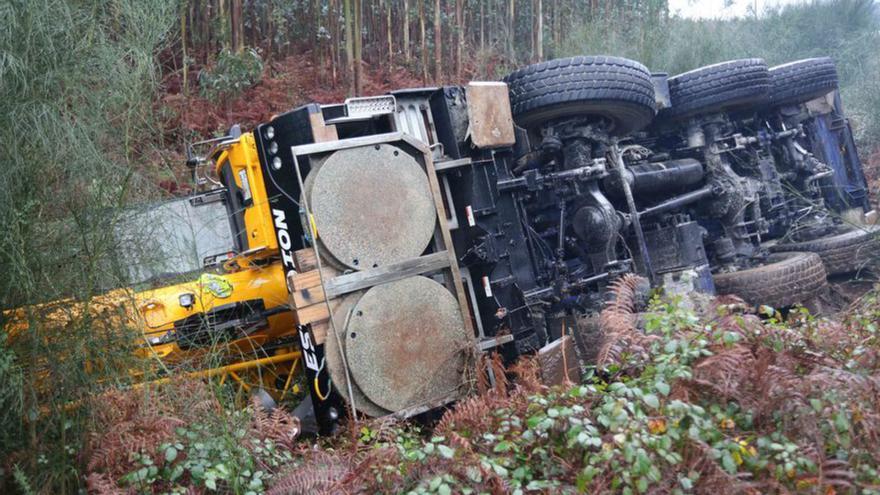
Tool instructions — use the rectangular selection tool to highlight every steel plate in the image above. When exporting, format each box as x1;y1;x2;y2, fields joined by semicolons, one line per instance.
324;292;390;417
309;144;437;270
345;276;468;412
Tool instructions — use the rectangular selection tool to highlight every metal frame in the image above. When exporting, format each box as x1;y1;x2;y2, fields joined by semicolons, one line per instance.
289;131;475;419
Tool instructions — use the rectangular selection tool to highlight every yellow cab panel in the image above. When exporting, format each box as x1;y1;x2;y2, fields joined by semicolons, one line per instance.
134;262;294;362
214;132;278;256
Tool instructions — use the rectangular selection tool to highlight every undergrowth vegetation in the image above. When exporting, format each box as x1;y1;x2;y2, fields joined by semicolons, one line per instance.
78;283;880;494
0;0;175;491
254;288;879;494
199;49;265;102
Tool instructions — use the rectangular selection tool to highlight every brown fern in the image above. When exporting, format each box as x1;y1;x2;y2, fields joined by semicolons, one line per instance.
474;351;509;397
434;393;493;437
596;274;656;369
690;344;754;400
85;472;127;495
508;355;543;394
249;395;301;451
266;452;350;495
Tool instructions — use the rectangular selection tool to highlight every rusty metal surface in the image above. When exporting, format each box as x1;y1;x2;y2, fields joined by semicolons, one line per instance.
309;144;436;271
537;335;581;386
466;82;516;148
323;291;390;417
345;276;468;412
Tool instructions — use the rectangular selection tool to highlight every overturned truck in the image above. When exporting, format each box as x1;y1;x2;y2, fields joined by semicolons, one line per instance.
243;56;875;432
10;55;869;434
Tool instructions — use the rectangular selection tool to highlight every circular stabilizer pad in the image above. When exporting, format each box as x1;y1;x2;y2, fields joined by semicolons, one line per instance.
346;276;468;412
310;144;437;270
300;159;348;271
324;292;390;417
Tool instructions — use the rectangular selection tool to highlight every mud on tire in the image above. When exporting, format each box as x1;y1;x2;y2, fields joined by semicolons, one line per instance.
664;58;770;119
504;55;656;135
712;252;827;307
768;57;838;107
771;227;878;276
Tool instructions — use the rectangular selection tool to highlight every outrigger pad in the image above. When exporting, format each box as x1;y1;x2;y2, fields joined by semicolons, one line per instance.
309;144;437;271
339;276;469;413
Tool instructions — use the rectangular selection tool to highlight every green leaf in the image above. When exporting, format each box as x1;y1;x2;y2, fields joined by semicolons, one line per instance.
437;445;455;459
205;478;217;490
494;441;513;453
438;483;452;495
643;393;660;409
721;451;737;474
526;415;543;429
833;412;850;432
164;446;178;463
655;381;670;396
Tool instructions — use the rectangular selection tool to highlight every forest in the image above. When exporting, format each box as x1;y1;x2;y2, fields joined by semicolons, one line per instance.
1;0;880;493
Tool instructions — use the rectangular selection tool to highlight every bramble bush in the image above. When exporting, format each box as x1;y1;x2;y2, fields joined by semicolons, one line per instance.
260;290;880;494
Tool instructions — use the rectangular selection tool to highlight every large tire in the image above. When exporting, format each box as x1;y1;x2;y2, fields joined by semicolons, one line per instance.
713;252;827;307
503;55;656;135
768;57;838;107
665;59;770;119
771;227;878;276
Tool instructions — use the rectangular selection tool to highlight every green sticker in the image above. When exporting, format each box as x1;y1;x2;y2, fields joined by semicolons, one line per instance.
199;273;233;298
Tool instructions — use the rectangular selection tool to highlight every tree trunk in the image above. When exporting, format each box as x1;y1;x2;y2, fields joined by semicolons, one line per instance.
535;0;543;62
455;0;463;80
330;0;339;85
420;0;428;84
219;0;226;50
345;0;355;95
202;0;210;63
266;0;273;61
230;0;244;52
433;0;441;83
552;0;560;53
387;0;393;67
508;0;515;63
354;0;363;95
403;0;410;63
479;0;485;52
181;4;189;95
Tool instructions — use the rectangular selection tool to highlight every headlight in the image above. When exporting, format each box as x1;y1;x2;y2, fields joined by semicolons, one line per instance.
178;292;195;308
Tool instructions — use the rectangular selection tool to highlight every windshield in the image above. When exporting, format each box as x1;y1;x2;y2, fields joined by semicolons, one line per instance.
111;190;237;288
